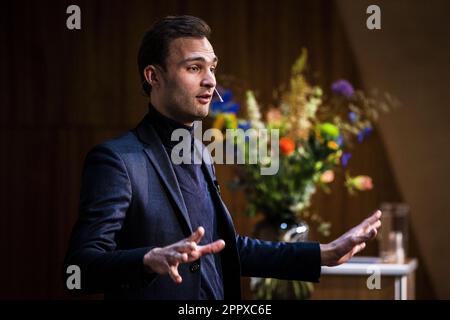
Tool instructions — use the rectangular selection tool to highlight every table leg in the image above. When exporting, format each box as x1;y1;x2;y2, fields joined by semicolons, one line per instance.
395;275;408;300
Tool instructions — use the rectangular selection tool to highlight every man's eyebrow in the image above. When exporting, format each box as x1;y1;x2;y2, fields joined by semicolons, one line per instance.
180;56;219;64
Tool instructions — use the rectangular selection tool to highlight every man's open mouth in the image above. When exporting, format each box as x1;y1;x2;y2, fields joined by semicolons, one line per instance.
196;94;212;104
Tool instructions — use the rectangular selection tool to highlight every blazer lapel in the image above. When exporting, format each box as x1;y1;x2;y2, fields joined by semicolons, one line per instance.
197;142;242;299
195;140;237;236
135;116;193;235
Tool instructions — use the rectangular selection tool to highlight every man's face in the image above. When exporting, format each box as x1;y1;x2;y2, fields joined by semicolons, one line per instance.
156;37;218;126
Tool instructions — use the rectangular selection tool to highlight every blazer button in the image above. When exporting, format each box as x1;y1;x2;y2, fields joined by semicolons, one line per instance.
189;261;200;273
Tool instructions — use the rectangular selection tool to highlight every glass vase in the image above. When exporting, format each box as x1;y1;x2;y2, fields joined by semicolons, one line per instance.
251;217;313;300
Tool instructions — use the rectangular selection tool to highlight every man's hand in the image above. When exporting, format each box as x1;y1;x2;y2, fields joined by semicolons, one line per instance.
320;210;382;267
143;226;225;284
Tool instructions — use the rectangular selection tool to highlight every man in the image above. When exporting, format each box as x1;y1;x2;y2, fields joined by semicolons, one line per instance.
64;15;381;300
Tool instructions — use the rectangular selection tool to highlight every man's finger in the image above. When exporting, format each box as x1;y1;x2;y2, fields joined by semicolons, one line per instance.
354;242;366;255
168;252;188;264
175;241;197;253
367;221;381;236
187;226;205;244
365;210;382;225
369;220;382;230
187;250;201;261
197;239;226;256
169;265;182;284
353;232;372;244
365;219;381;232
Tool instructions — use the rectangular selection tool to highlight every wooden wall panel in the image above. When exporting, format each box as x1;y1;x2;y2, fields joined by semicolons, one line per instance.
0;0;423;299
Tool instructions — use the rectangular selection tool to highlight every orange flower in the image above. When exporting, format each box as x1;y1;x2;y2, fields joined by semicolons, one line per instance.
279;137;295;156
327;140;339;150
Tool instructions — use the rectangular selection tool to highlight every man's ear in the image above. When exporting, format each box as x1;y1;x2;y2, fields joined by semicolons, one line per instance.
144;65;160;89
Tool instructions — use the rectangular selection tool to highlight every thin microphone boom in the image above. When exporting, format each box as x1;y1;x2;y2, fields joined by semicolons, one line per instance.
214;87;224;103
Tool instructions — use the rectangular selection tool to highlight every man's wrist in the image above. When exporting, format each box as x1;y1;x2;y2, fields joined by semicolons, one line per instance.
320;243;332;266
143;248;158;274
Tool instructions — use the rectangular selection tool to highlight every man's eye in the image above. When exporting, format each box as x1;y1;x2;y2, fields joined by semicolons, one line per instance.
188;66;200;72
210;67;217;74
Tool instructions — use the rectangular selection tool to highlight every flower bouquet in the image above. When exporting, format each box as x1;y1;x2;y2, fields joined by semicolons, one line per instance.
210;48;398;299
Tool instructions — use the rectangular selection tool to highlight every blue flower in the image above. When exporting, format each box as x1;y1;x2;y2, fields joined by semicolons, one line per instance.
348;112;358;123
211;101;240;114
237;121;252;142
238;120;251;131
341;153;352;167
357;132;364;143
357;126;373;143
332;79;354;98
336;135;344;147
211;89;240;115
222;90;233;103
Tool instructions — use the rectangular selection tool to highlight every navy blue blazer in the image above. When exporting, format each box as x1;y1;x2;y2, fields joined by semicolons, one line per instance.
64;114;321;300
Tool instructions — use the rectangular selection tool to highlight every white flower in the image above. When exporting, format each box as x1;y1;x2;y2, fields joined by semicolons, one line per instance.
246;91;265;129
289;201;306;213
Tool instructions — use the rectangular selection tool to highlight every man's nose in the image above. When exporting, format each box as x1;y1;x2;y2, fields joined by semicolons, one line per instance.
201;71;216;88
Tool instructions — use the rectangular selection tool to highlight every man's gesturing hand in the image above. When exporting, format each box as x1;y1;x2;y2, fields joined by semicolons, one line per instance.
320;210;382;267
143;227;225;284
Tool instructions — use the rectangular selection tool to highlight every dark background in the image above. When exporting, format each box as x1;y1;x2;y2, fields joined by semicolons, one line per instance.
1;0;448;299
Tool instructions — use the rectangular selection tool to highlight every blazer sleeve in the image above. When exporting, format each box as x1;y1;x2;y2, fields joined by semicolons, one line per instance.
236;235;322;282
64;145;155;292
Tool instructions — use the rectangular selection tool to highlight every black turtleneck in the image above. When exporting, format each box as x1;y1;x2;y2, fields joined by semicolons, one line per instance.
146;104;224;300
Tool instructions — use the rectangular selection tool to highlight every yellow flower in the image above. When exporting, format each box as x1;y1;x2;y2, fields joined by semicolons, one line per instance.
327;140;339;150
213;114;225;130
224;113;238;129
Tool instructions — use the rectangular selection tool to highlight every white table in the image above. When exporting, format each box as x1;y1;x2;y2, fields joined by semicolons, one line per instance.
321;256;418;300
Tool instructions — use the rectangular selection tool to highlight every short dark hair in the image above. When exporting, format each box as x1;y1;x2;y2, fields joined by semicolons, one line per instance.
137;15;211;96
